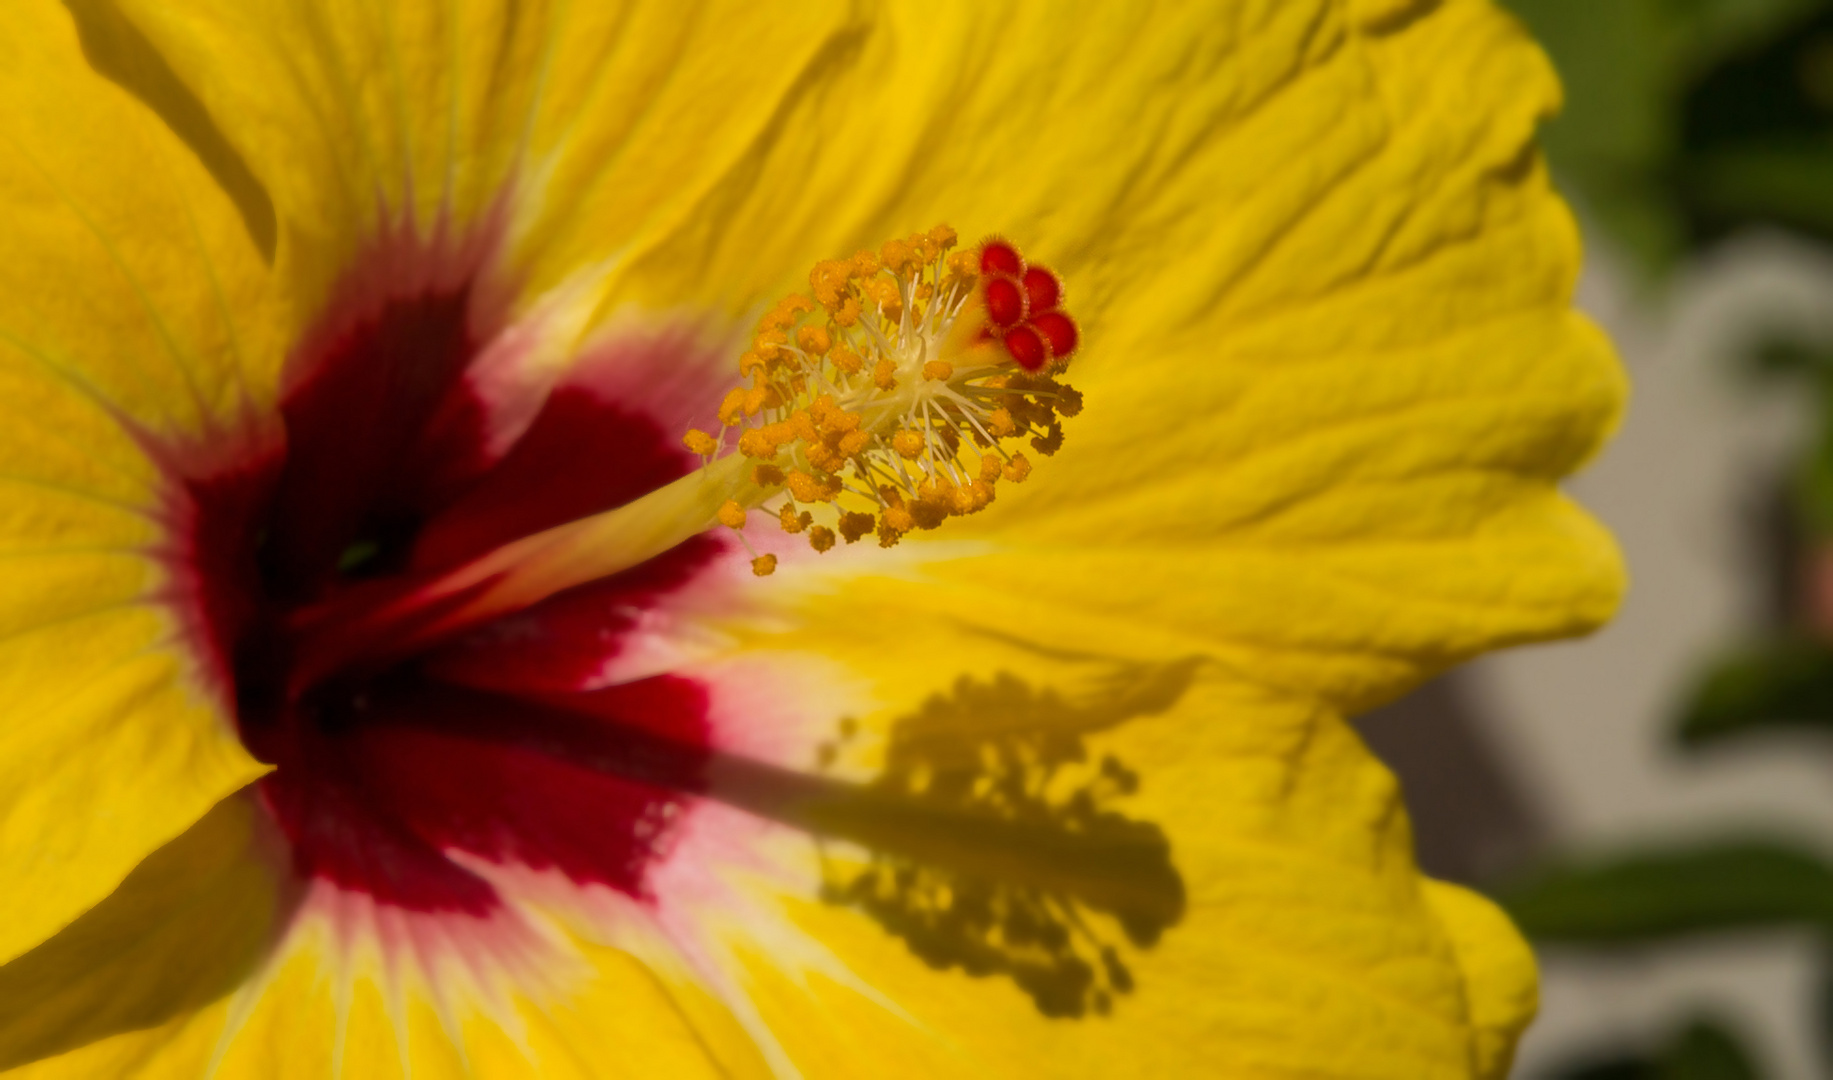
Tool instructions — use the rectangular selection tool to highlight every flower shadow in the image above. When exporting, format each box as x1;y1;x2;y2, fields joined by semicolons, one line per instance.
62;0;278;260
799;659;1196;1018
0;795;301;1070
0;657;1196;1064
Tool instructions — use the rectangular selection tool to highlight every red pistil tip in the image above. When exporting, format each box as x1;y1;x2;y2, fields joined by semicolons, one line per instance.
980;239;1024;277
1022;266;1061;312
688;225;1082;564
1031;311;1078;361
1002;325;1048;372
974;237;1078;372
985;277;1025;327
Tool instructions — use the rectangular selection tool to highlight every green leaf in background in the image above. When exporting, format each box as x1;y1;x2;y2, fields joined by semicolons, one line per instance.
1818;952;1833;1079
1501;0;1831;273
1659;1019;1766;1080
1542;1016;1768;1080
1550;1059;1661;1080
1675;7;1833;248
1499;839;1833;942
1676;638;1833;746
1743;334;1833;382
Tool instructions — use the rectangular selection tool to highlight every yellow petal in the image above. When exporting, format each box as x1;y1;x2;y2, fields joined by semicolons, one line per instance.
109;1;1622;718
627;0;1624;709
115;0;863;334
1422;879;1539;1079
3;2;1612;1076
0;635;1538;1079
0;860;769;1078
923;0;1620;708
0;795;286;1075
689;618;1534;1078
0;1;274;964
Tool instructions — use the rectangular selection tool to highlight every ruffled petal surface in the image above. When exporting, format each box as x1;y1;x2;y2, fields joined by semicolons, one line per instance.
0;633;1536;1079
687;583;1540;1078
119;0;1624;707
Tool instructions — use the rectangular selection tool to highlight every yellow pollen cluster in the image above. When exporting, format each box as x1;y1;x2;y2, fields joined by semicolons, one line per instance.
682;226;1082;573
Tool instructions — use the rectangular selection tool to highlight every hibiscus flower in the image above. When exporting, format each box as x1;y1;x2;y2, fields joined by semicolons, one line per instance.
0;0;1624;1076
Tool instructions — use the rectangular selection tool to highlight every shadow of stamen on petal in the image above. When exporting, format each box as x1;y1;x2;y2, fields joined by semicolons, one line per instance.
797;661;1196;1018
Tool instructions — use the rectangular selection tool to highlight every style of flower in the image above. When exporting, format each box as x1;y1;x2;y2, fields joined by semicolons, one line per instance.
0;1;1625;1077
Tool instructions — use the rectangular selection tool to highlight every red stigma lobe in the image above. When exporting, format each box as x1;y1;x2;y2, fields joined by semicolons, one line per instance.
1022;266;1060;313
980;240;1024;277
985;277;1025;327
1031;311;1078;360
1003;325;1048;371
976;238;1078;371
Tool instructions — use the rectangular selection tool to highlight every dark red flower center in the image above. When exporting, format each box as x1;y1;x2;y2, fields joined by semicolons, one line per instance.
177;239;728;916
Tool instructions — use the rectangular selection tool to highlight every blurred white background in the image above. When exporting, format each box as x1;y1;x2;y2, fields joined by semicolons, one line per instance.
1364;231;1833;1080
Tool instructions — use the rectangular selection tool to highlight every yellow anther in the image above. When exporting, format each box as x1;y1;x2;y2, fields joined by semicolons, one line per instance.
754;328;789;358
796;325;832;356
805;442;845;473
682;224;1079;574
879;238;915;273
737;428;779;459
862;278;901;314
718;388;748;426
891;429;925;460
838;511;876;544
810;260;853;308
912;499;949;530
779;504;812;533
785;470;831;503
751;554;778;576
